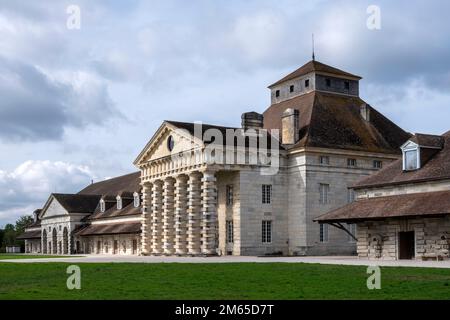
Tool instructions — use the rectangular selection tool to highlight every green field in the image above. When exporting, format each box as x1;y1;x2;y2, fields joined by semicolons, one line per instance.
1;262;450;299
0;254;76;260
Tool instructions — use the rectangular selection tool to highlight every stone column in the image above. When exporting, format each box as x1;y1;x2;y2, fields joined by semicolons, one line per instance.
151;180;163;255
201;171;218;255
187;171;202;255
174;175;188;255
141;182;152;255
162;177;176;255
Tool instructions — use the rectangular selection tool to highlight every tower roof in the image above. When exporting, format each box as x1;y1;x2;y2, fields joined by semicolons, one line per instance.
268;60;362;88
263;91;410;154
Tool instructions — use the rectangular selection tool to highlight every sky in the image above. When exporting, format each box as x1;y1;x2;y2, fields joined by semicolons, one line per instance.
1;0;450;226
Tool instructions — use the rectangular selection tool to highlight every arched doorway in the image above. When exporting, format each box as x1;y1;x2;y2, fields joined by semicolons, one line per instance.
63;227;69;254
42;230;47;254
52;228;57;254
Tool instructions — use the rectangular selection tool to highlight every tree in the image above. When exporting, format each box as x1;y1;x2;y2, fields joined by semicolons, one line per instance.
0;228;4;250
3;224;16;246
15;215;34;235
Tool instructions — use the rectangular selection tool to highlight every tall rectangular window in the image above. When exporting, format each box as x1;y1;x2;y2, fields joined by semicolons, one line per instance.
262;185;272;204
319;184;330;204
305;79;310;87
347;223;357;242
275;90;280;97
290;85;294;93
226;185;233;206
226;220;234;243
347;189;355;203
262;220;272;243
404;150;418;170
320;224;328;242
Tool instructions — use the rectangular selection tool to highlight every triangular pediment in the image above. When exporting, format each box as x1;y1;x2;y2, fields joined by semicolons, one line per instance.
134;121;204;166
401;140;419;151
39;196;69;219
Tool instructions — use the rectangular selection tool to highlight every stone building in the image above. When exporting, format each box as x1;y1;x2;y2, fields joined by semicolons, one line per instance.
315;132;450;260
19;60;410;256
20;172;142;255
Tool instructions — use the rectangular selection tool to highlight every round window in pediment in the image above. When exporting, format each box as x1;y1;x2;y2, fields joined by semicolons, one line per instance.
167;135;175;151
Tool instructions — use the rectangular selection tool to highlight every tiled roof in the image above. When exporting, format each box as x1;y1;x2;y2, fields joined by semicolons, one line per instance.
353;131;450;189
89;199;141;220
269;60;362;88
315;190;450;223
78;172;141;196
166;120;283;149
17;230;41;240
74;222;141;236
263;91;410;154
410;133;444;148
52;194;101;214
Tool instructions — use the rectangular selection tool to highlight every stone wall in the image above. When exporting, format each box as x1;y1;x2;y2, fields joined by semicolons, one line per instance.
238;167;289;256
356;217;450;260
356;179;450;199
288;149;398;255
25;239;41;254
73;234;141;255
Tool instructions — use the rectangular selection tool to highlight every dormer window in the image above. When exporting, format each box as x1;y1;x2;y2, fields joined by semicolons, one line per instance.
116;196;122;210
401;140;420;171
133;192;140;208
275;90;280;97
404;149;419;171
289;85;294;93
100;199;105;213
305;79;310;88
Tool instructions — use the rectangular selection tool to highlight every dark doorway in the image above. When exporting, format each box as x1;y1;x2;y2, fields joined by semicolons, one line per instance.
399;231;415;259
132;240;137;255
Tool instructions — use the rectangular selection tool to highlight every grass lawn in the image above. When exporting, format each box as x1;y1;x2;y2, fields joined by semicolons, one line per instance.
0;254;74;260
0;262;450;300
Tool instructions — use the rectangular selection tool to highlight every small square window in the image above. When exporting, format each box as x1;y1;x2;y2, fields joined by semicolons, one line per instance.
373;160;383;169
275;90;280;97
319;156;330;165
326;78;331;87
347;158;357;167
344;81;350;90
305;79;310;88
290;85;294;93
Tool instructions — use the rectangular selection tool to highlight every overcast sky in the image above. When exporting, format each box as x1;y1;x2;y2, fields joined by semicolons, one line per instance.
1;0;450;226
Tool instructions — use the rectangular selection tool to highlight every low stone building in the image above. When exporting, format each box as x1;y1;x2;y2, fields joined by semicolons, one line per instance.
315;132;450;260
17;209;42;253
19;59;410;256
20;172;142;255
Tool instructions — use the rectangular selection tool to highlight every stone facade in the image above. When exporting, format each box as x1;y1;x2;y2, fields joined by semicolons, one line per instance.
356;217;450;260
354;179;450;260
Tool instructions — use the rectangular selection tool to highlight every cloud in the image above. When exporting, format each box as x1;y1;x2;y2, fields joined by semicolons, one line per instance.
0;160;95;226
0;56;117;141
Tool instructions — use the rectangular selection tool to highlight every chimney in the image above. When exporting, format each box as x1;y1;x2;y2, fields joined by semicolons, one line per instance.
281;108;299;144
241;112;264;130
360;103;370;122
